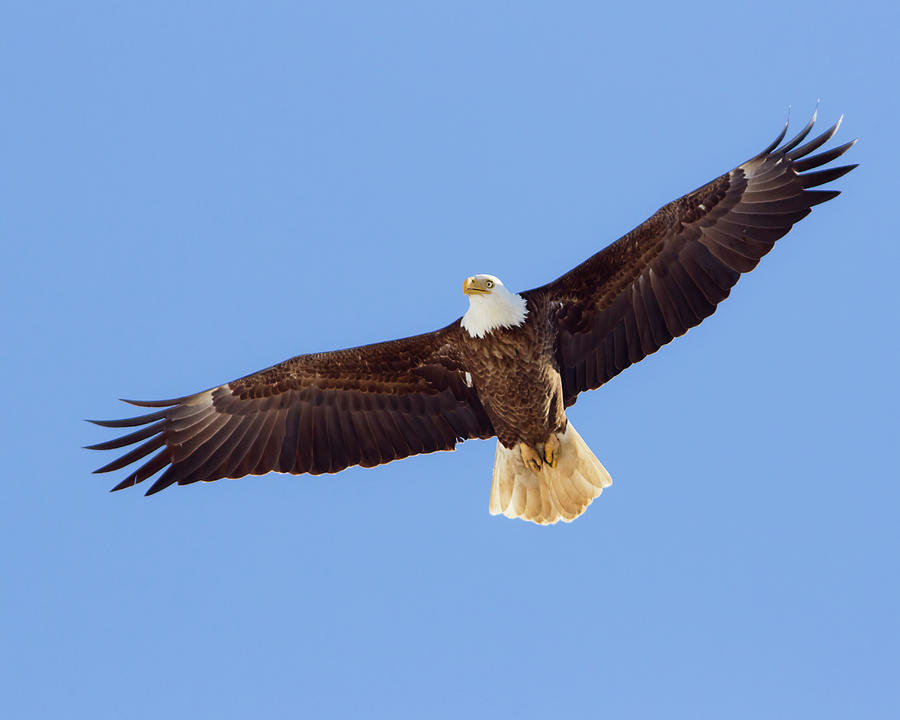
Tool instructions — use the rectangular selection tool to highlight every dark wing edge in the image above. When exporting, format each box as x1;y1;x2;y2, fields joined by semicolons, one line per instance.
526;111;857;405
86;324;494;495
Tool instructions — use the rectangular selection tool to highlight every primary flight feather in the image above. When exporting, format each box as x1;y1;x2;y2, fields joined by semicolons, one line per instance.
88;111;856;524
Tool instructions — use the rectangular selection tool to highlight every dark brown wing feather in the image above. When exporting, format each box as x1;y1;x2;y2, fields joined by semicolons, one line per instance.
524;112;857;406
87;324;494;494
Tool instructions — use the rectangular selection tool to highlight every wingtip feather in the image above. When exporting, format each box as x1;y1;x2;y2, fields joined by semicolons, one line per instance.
110;475;137;491
758;118;790;158
85;408;169;428
120;397;184;408
777;107;819;154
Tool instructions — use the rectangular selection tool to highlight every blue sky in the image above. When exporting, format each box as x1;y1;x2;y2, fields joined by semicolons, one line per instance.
2;1;898;717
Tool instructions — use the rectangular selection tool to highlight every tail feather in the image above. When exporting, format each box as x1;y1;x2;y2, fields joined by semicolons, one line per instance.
489;423;611;525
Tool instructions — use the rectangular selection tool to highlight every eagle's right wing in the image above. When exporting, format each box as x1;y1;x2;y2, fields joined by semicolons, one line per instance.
87;324;494;494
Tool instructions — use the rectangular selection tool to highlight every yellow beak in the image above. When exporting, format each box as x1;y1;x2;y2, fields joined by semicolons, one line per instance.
463;277;488;296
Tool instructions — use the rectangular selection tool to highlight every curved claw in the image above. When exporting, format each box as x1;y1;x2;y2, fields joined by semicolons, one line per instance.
544;434;560;468
520;443;543;472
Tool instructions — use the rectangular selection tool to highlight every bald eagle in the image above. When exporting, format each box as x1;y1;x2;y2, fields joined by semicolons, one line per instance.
88;112;856;524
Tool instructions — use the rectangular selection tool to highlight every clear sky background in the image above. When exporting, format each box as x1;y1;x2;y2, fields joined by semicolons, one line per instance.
2;2;898;718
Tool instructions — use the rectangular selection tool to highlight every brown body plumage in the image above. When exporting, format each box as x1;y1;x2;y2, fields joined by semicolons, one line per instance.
458;303;566;450
88;112;856;523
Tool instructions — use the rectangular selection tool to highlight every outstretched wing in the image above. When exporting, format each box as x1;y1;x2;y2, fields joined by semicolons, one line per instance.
87;324;494;495
525;112;857;406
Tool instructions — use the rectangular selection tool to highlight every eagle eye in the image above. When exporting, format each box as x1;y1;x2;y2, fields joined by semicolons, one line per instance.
486;280;494;289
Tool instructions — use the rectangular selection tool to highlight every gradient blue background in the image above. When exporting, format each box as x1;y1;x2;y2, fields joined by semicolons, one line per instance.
3;2;898;717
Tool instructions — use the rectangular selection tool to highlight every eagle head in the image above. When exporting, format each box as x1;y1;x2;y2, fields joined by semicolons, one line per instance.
461;274;528;338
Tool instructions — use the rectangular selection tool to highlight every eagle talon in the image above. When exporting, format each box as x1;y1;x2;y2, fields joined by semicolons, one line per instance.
520;443;543;472
544;433;560;468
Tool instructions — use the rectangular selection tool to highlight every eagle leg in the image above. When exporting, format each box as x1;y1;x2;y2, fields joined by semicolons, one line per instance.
520;443;543;472
544;433;560;468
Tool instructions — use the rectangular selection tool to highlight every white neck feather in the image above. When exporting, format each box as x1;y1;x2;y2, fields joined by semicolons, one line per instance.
461;287;528;338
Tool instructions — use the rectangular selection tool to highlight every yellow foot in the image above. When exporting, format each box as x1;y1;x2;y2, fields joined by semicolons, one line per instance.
520;443;543;472
544;433;560;468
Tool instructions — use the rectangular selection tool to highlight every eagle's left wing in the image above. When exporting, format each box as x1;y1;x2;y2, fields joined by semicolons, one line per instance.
87;324;494;495
524;113;856;406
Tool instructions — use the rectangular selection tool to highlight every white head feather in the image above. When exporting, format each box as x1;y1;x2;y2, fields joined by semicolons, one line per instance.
460;274;528;338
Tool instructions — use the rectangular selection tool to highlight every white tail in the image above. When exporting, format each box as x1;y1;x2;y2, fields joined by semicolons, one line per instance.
488;423;612;525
